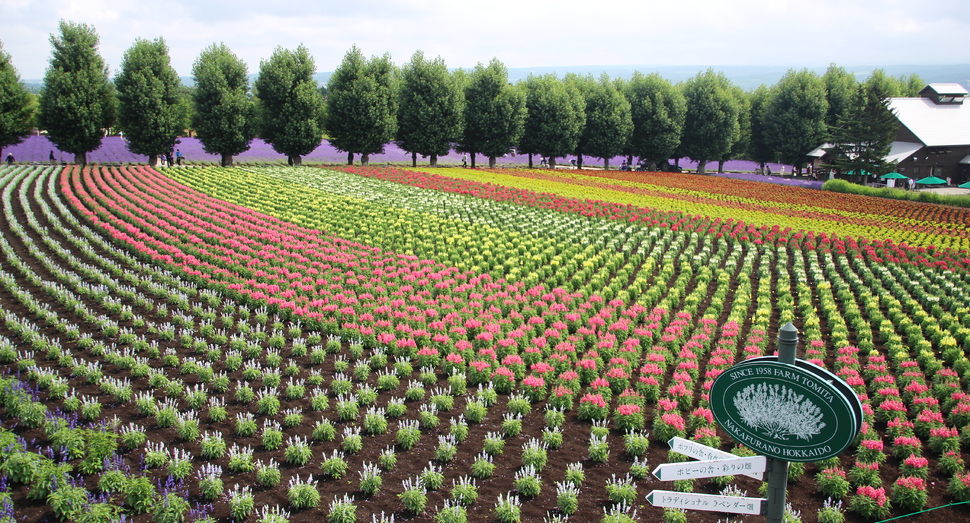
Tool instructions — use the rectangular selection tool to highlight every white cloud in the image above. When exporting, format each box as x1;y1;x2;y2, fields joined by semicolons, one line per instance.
3;0;968;80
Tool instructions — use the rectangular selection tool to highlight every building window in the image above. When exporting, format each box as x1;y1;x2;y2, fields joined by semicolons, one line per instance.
933;166;944;177
913;166;920;175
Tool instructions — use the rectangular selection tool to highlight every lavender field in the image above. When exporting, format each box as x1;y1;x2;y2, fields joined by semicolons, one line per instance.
4;135;819;187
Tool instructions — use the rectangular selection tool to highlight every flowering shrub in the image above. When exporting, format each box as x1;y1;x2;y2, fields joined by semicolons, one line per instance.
577;393;609;421
890;476;927;511
652;412;687;441
848;486;891;520
816;467;851;500
613;403;645;431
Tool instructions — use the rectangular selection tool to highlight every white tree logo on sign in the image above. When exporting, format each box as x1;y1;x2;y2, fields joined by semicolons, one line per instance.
733;383;825;441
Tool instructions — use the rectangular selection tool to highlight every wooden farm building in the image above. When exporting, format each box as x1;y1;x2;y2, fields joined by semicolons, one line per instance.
808;83;970;185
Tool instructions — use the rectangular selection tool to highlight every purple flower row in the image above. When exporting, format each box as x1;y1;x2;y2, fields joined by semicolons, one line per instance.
4;135;821;188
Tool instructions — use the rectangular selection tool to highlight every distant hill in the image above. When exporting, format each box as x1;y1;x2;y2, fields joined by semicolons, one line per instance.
26;64;970;92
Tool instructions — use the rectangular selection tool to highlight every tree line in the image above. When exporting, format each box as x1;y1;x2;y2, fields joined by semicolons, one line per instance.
1;21;922;172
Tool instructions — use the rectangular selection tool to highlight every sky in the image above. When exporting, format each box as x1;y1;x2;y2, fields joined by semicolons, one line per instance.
3;0;969;81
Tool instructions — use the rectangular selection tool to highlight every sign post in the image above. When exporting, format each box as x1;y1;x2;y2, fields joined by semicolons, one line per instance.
709;322;863;523
652;455;766;481
766;323;797;523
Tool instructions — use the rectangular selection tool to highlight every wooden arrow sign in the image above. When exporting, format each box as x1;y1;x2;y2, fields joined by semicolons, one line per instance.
668;437;764;480
646;490;766;515
652;455;767;482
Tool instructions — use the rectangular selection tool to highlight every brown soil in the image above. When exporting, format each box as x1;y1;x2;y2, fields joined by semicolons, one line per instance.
0;166;967;523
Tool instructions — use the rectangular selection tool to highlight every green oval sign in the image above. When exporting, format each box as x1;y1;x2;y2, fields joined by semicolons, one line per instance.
710;360;860;462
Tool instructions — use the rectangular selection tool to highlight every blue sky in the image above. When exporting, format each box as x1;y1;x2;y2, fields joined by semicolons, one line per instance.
3;0;968;80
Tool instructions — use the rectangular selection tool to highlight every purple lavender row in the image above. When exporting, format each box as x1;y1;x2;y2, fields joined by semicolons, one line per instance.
4;135;820;188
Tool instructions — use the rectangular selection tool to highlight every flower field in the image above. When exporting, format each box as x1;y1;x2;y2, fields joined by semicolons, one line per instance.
0;164;969;523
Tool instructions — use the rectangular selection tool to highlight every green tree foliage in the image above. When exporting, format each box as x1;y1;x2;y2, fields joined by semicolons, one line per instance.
458;58;527;168
718;84;751;172
38;21;116;166
0;40;34;159
624;72;686;169
518;74;584;168
192;43;256;167
115;37;188;166
679;69;740;174
899;73;924;97
829;80;899;180
572;74;631;169
254;45;325;166
822;64;857;130
763;69;828;171
397;51;464;167
324;46;398;165
746;85;775;168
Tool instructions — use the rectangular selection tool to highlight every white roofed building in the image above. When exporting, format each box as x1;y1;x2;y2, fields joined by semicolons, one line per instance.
887;83;970;184
807;83;970;184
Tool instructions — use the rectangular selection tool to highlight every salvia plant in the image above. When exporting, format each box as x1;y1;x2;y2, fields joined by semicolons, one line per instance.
284;435;313;466
358;461;383;496
341;426;364;454
494;492;522;523
227;444;255;473
321;449;349;479
287;474;321;510
421;462;445;490
255;459;282;488
556;481;580;515
399;477;428;515
262;419;284;450
196;463;223;501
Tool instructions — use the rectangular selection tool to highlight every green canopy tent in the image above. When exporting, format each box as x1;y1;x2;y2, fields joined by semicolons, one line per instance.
959;181;970;189
916;176;947;185
880;172;908;188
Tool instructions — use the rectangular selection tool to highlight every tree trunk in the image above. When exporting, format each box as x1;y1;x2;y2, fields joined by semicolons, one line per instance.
548;157;556;169
361;153;370;166
717;160;725;173
696;160;707;174
604;158;610;170
289;155;302;166
577;154;583;169
347;152;354;165
430;153;438;168
488;156;496;168
149;155;159;167
220;153;233;167
412;152;417;167
627;154;634;166
528;153;533;169
470;152;476;169
75;152;87;167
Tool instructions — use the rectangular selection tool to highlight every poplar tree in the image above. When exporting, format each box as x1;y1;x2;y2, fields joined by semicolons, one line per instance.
763;69;828;172
457;58;526;168
679;69;740;174
518;74;585;169
324;46;398;165
39;21;116;166
0;40;34;160
254;45;325;166
397;51;463;167
192;43;256;167
573;73;632;169
115;37;188;167
746;84;775;170
823;64;857;130
624;72;686;169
